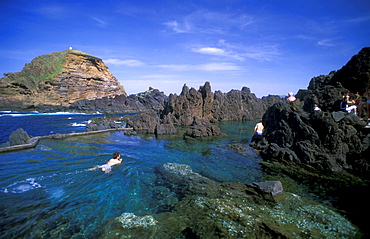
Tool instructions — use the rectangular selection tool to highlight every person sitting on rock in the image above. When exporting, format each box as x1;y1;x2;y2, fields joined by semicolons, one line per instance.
88;152;122;173
340;92;357;114
286;92;296;102
313;104;321;111
354;92;364;118
254;120;264;135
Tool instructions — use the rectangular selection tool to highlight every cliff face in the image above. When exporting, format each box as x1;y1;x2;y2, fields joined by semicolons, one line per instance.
0;49;127;110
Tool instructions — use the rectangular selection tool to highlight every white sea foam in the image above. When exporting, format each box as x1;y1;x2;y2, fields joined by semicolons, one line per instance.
0;111;98;117
2;178;42;193
71;122;86;127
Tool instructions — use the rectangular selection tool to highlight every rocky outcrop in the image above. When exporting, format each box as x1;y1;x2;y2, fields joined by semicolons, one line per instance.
85;118;120;132
250;100;369;237
126;112;178;136
123;82;280;137
162;82;278;125
252;101;368;172
254;47;370;173
69;88;166;113
0;49;126;110
249;48;370;237
298;47;370;113
184;117;221;138
9;128;31;146
126;112;159;134
330;47;370;93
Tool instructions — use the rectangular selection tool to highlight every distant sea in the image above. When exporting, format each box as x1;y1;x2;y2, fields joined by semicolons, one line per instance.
0;111;265;238
0;111;101;144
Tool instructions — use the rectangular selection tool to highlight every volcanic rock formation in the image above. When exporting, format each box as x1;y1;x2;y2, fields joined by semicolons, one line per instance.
250;47;370;236
125;82;282;137
251;47;370;174
0;49;126;110
297;47;370;113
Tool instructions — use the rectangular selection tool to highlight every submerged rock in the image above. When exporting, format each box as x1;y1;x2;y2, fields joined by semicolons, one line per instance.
128;163;358;238
116;213;158;229
251;181;283;196
104;213;158;238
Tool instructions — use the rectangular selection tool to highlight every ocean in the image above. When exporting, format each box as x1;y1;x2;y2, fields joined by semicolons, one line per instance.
0;112;265;238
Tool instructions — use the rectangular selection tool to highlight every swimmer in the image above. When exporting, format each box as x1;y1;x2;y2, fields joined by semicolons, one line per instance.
88;152;122;173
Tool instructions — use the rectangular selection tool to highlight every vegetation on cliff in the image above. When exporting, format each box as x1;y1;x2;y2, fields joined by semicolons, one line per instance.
0;49;126;110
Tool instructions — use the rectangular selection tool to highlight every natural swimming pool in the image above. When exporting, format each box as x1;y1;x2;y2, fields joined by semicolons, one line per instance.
0;113;266;238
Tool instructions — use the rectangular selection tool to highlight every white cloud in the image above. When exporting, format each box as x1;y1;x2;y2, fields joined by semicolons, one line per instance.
157;64;190;71
317;39;335;47
164;10;254;35
192;47;226;55
104;58;143;67
218;40;280;61
191;46;245;61
198;62;241;71
163;20;189;33
92;17;107;27
158;62;241;71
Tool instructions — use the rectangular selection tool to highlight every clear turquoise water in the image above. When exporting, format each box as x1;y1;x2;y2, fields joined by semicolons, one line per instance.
0;114;262;238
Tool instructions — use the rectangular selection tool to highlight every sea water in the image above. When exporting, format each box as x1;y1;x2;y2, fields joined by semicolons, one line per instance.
0;113;262;238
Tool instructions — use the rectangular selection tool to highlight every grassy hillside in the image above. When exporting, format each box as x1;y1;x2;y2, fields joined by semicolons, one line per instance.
2;49;100;93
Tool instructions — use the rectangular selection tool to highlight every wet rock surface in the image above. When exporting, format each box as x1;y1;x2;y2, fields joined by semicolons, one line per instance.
104;163;358;238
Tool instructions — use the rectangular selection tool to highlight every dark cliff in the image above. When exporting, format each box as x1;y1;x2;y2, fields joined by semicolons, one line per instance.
252;47;370;174
0;49;127;110
250;47;370;236
299;47;370;112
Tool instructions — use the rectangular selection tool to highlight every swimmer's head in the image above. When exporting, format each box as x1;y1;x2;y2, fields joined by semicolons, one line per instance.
112;152;120;159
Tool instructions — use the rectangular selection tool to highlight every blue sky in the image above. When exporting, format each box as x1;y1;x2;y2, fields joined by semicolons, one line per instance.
0;0;369;97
